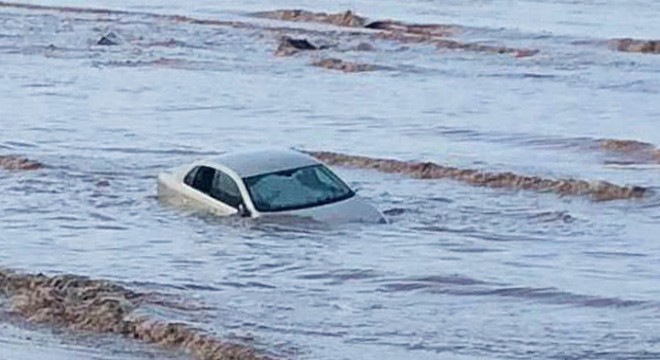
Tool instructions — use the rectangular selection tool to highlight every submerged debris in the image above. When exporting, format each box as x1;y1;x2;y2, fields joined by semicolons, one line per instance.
311;58;379;73
365;20;457;37
308;151;648;201
95;179;111;187
609;38;660;54
253;9;367;28
0;155;44;171
599;139;655;153
275;36;318;56
96;31;122;46
355;42;376;51
598;139;660;163
0;269;271;360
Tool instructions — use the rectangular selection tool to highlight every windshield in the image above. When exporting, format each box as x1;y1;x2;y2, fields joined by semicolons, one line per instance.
243;164;355;212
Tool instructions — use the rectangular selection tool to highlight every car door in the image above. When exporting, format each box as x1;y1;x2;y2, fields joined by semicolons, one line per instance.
183;165;241;215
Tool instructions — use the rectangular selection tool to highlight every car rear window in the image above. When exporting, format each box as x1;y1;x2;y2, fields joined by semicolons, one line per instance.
244;164;354;212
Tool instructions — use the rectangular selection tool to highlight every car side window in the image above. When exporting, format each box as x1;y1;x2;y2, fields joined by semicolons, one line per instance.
185;166;215;194
210;170;243;209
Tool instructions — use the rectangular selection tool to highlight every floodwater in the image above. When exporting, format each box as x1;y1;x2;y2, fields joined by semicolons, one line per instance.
1;0;659;359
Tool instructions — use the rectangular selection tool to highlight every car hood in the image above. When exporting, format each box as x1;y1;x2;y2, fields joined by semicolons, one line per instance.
263;195;386;224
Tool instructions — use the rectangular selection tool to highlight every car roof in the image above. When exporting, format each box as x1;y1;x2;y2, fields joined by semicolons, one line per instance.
203;149;320;178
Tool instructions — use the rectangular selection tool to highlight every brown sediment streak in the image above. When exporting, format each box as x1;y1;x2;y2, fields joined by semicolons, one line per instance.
598;139;660;163
375;32;539;57
0;269;271;360
311;58;380;73
254;9;537;57
434;39;538;58
253;9;456;36
0;155;45;171
609;38;660;54
599;139;655;153
308;151;648;201
252;9;368;28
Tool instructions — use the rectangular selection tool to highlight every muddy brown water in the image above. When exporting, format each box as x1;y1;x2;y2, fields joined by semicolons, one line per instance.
1;1;660;359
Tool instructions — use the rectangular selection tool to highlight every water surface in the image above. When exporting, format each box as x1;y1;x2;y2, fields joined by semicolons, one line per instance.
1;0;659;359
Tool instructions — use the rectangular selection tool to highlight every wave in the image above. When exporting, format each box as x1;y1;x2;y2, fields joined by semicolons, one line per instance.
378;275;652;310
307;150;648;201
0;268;271;360
598;139;660;163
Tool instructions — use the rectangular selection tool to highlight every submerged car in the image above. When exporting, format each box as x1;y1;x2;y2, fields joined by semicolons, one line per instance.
158;149;385;223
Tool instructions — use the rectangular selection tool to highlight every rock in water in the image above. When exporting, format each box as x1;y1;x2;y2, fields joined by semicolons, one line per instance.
275;36;318;56
0;155;44;171
97;31;122;46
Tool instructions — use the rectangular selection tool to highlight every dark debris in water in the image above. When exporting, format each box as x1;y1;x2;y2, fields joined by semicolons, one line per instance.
531;210;576;223
0;155;45;171
255;9;539;58
365;20;457;38
609;38;660;54
383;208;406;216
96;31;122;46
0;269;272;360
275;36;319;57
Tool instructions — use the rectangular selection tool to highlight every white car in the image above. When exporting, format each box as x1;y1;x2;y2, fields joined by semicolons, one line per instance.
158;149;386;223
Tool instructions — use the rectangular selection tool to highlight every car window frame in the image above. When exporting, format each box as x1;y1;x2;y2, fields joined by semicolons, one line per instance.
184;165;244;210
185;165;215;193
184;166;200;187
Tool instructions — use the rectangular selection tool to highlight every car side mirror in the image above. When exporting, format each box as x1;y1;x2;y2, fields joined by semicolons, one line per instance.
237;203;251;218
